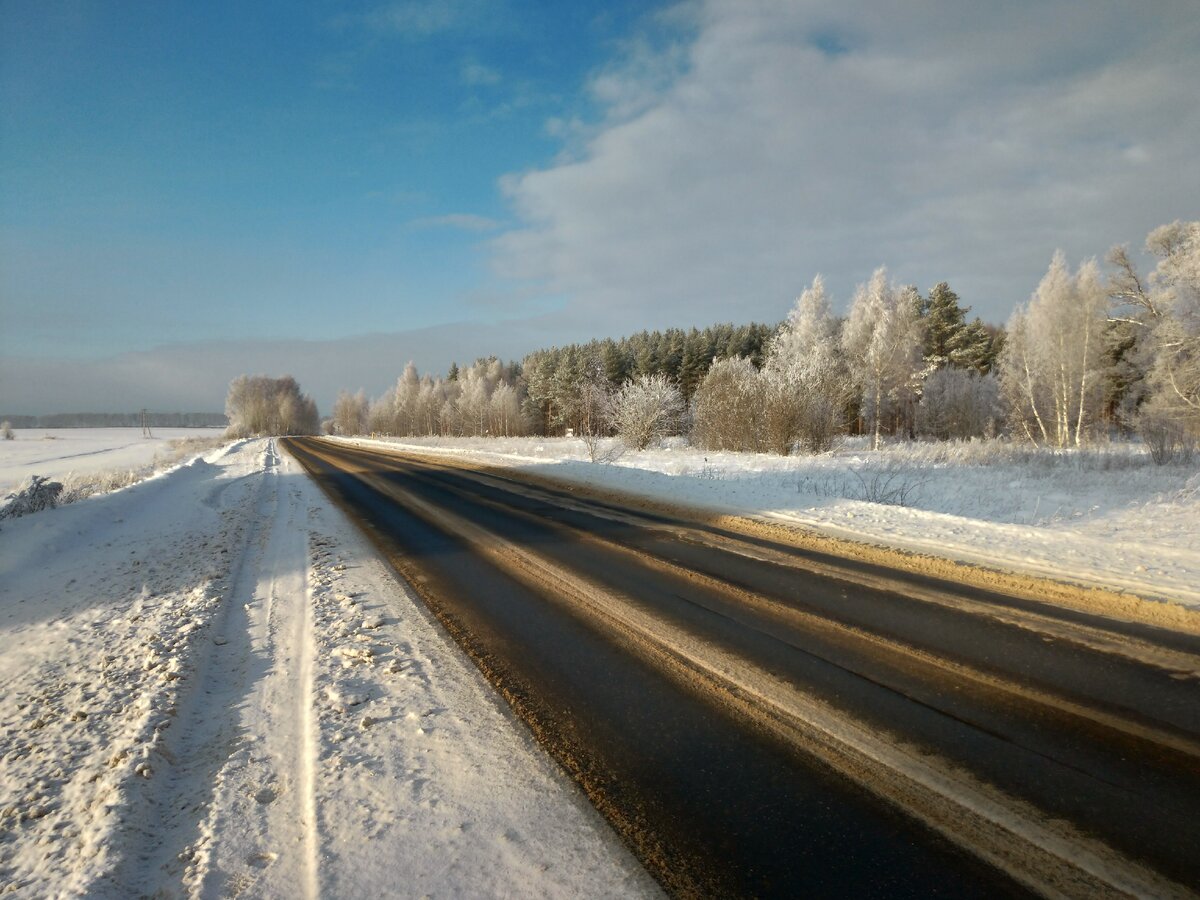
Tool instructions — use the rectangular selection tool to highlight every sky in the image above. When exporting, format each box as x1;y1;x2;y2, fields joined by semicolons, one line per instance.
2;0;1198;414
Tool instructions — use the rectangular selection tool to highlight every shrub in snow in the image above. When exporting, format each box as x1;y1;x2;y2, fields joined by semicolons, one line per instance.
690;357;767;453
1137;408;1196;465
916;368;1000;440
1;474;63;521
1;420;13;440
610;374;685;450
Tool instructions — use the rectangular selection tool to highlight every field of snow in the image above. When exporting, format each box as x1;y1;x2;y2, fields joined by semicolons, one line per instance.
0;427;228;488
0;438;655;896
339;435;1200;609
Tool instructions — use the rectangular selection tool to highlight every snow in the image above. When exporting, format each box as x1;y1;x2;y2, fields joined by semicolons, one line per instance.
0;427;228;487
0;437;656;897
337;435;1200;609
3;426;1194;894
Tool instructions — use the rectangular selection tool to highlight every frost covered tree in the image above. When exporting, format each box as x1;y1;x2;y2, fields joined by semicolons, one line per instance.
1;421;13;440
331;390;369;436
610;374;684;450
487;381;523;437
998;252;1108;447
916;368;1000;440
842;268;925;449
690;356;766;452
225;375;320;437
762;275;851;453
1109;220;1200;455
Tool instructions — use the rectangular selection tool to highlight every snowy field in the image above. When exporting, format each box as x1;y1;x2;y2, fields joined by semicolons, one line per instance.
339;435;1200;609
0;427;228;488
0;437;655;896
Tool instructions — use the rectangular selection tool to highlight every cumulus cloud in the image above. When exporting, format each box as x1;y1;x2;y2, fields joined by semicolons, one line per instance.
492;0;1200;327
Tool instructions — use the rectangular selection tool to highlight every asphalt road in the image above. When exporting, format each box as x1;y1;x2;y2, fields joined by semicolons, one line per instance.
285;437;1200;898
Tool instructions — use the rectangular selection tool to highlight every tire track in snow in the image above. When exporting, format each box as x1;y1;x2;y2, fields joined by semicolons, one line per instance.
93;441;278;895
186;439;322;898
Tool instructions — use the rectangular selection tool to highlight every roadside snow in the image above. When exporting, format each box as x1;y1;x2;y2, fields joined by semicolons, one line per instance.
0;428;228;488
338;435;1200;609
0;438;655;897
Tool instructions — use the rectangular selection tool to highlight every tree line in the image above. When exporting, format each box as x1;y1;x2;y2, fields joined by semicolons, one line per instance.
328;219;1197;461
0;412;228;428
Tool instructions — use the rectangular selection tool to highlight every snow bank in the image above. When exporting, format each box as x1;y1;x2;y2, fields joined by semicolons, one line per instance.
339;435;1200;608
0;438;655;896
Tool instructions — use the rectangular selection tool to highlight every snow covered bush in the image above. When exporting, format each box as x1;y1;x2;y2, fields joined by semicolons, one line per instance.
610;374;685;450
690;357;766;452
1;474;63;521
1;420;13;440
225;374;320;437
917;368;1000;440
1137;409;1196;465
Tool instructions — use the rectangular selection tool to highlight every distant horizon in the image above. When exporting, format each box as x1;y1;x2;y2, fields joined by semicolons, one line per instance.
2;311;796;416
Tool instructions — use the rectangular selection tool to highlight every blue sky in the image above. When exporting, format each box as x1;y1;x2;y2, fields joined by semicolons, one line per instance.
2;1;1198;412
2;1;656;360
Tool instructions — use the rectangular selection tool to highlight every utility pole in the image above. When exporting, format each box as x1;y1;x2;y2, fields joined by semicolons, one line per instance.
141;408;152;438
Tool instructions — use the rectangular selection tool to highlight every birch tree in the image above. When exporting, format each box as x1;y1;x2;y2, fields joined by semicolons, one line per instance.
998;252;1107;447
331;390;369;435
841;268;924;449
760;276;851;452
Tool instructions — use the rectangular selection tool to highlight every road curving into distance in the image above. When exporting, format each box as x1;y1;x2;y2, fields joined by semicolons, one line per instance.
284;436;1200;898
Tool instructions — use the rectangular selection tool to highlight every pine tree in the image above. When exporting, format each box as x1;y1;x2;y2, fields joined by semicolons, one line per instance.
921;282;968;368
602;340;630;386
957;318;998;374
678;329;713;401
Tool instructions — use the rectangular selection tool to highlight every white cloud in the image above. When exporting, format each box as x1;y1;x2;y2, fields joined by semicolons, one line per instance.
492;0;1200;328
348;0;499;39
410;213;502;232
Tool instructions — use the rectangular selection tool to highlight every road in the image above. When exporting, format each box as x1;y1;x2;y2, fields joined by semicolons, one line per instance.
285;437;1200;898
